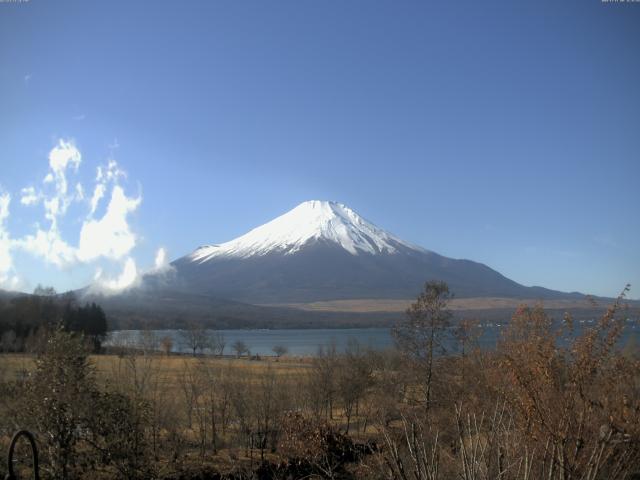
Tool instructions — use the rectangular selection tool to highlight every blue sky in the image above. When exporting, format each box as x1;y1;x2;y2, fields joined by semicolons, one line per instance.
1;0;639;298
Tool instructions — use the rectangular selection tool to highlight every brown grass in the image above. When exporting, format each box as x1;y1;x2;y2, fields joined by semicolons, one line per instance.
0;353;311;385
262;297;608;313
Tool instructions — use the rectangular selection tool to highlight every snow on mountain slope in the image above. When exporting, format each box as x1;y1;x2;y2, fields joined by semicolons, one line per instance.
189;200;424;262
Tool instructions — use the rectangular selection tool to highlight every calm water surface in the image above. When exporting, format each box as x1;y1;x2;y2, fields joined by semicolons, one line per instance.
107;320;639;357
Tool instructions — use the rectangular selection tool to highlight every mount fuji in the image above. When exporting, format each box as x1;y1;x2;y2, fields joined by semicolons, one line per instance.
162;200;578;304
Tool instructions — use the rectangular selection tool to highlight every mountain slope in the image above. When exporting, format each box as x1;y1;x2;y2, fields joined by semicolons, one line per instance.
189;200;422;260
168;200;581;303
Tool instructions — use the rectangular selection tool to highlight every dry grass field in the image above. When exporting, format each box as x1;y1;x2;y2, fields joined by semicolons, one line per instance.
264;296;611;312
0;352;311;385
0;351;327;477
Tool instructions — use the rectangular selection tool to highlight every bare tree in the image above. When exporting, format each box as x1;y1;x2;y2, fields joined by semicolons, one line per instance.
336;339;374;434
232;340;249;358
209;331;226;356
229;370;253;455
309;341;339;420
272;344;288;358
392;280;452;412
193;359;228;454
253;366;288;460
177;360;200;432
179;324;208;356
453;318;480;397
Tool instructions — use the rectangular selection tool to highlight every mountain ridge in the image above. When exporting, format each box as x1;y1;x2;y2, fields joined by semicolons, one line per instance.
165;200;585;304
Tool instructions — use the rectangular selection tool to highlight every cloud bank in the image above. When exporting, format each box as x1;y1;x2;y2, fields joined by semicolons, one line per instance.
0;138;162;294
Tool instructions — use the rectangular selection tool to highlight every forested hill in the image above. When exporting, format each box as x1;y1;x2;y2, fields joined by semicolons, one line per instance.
0;290;108;352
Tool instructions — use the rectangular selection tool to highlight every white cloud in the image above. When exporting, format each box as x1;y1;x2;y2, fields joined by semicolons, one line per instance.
45;139;82;225
0;192;16;287
3;276;20;290
0;194;9;224
17;139;84;245
20;186;40;206
96;159;126;183
14;142;85;268
77;185;141;262
0;191;20;290
48;140;81;200
49;139;81;174
154;247;168;270
92;257;139;293
151;247;176;276
12;140;143;289
43;197;60;222
89;158;128;218
89;183;105;216
17;227;76;268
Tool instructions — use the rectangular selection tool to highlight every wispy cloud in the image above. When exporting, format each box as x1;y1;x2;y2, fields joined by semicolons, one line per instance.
44;139;82;227
154;247;168;270
16;139;86;266
20;186;40;206
0;191;19;289
152;247;176;274
3;138;161;294
88;183;105;216
92;257;139;293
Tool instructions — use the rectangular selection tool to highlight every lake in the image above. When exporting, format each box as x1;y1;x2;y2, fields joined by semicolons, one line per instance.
106;319;640;356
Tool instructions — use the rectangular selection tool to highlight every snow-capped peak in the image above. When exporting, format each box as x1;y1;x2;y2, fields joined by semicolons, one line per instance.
189;200;423;262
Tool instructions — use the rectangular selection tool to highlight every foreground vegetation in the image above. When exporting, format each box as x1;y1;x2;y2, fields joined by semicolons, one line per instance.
0;283;638;479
